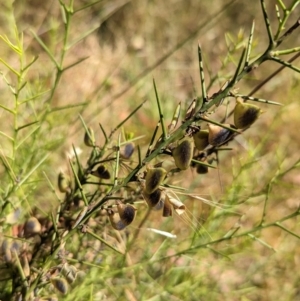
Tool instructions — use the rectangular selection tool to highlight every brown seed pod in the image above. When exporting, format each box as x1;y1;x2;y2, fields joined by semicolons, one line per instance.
196;164;208;174
24;217;41;237
143;189;162;208
193;130;209;150
172;138;194;170
84;127;95;147
144;167;167;194
91;165;110;179
234;98;262;129
162;195;173;217
208;124;234;146
51;277;68;295
168;195;186;215
107;209;127;230
1;239;12;263
61;264;77;284
152;199;164;211
116;202;136;225
120;142;135;159
58;172;71;193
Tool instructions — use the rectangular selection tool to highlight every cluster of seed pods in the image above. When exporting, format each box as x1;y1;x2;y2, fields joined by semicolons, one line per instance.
55;96;262;236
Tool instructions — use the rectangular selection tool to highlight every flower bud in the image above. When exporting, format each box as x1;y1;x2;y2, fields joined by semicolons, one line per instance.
234;98;262;129
193;130;209;150
172;138;194;170
84;127;95;147
208;124;234;146
144;167;167;194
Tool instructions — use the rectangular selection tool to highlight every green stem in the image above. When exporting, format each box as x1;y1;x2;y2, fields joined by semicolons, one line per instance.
260;0;275;47
153;79;167;140
271;46;300;56
198;44;207;103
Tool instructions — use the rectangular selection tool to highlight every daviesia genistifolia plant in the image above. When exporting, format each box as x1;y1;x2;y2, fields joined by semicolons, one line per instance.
1;0;300;300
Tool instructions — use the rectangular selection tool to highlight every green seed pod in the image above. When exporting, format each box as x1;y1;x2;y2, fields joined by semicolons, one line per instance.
144;167;167;194
24;217;41;237
84;127;95;147
234;98;262;129
51;277;68;295
143;189;162;208
91;165;110;179
193;130;209;150
120;142;135;159
208;124;234;146
172;138;194;170
58;172;71;193
116;202;136;226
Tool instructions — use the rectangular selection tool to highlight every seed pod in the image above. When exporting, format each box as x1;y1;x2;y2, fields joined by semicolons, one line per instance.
172;138;194;170
234;98;262;129
193;130;209;150
208;124;234;146
10;240;22;255
116;201;136;226
84;127;95;147
24;217;41;237
91;165;110;179
51;277;68;295
168;196;186;215
1;239;12;263
58;172;71;193
120;142;135;159
152;199;164;211
143;189;162;208
196;164;208;174
163;195;172;217
107;209;127;230
61;264;77;284
144;167;167;194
